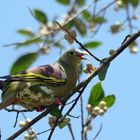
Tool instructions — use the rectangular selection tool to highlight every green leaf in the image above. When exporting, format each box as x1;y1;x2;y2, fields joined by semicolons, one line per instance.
16;37;42;48
73;18;86;35
121;0;128;4
98;58;110;81
84;41;102;49
82;11;91;21
59;118;70;129
88;82;105;107
56;0;70;5
33;9;48;24
17;29;34;37
93;16;106;24
129;0;139;7
77;0;85;6
122;0;139;7
50;107;61;117
102;95;116;108
10;52;38;74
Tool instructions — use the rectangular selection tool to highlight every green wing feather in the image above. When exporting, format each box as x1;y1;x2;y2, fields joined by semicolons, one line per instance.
11;72;66;86
0;64;67;87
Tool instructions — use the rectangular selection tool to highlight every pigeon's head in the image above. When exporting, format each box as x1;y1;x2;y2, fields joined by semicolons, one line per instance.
59;48;89;66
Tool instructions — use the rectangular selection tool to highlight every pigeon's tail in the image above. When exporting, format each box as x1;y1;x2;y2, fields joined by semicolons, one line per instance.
0;80;4;90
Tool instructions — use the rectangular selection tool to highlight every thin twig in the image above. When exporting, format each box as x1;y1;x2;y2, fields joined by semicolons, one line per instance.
13;112;19;128
7;104;58;140
5;108;33;128
92;1;116;36
93;0;97;17
47;105;65;140
84;115;93;127
63;83;88;121
126;5;133;34
36;128;52;136
83;115;94;140
0;129;1;140
68;114;80;119
92;123;103;140
5;108;33;112
96;1;116;16
21;112;28;120
7;30;140;140
92;8;106;37
37;0;96;36
121;34;131;45
80;96;84;140
66;99;76;105
56;21;103;63
67;123;75;140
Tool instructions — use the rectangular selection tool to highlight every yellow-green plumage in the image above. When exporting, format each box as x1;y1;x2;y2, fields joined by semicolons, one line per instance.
0;49;87;110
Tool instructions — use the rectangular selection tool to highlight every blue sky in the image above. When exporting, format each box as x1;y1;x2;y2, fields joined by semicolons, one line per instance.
0;1;140;140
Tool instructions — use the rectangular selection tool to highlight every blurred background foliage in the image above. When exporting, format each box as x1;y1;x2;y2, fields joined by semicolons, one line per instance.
1;0;140;139
7;0;139;74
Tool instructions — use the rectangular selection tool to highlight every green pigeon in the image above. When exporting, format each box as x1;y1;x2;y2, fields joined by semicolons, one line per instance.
0;49;88;111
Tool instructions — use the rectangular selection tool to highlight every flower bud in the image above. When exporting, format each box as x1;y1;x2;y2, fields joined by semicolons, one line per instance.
86;104;92;113
49;116;56;128
84;68;89;74
19;121;26;128
93;106;100;113
84;62;96;74
98;109;104;116
91;110;98;117
103;106;108;112
24;133;30;140
99;101;107;109
130;46;138;53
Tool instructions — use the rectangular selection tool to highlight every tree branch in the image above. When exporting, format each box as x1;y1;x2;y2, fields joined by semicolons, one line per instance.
7;30;140;140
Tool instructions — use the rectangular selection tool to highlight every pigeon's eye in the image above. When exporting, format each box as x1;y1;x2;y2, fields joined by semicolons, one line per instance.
69;51;74;55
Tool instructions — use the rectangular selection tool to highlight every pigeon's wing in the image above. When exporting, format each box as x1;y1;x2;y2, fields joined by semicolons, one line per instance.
0;64;67;109
0;63;67;87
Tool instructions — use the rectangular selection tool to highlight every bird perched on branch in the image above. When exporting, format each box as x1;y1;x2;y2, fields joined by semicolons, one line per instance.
0;49;88;111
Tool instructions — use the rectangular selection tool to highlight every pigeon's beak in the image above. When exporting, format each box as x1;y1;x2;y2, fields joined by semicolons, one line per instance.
77;51;89;60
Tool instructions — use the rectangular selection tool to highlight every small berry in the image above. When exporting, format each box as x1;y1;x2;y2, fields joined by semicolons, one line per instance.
93;106;100;113
98;109;104;116
86;104;92;113
28;129;35;135
47;22;55;29
49;116;56;128
116;0;123;7
19;121;26;128
91;110;98;117
24;133;30;140
26;118;32;123
99;101;107;109
130;46;138;53
84;62;96;74
84;68;89;74
103;106;108;112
